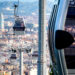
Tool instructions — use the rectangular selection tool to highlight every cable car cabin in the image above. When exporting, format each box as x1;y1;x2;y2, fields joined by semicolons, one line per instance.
26;48;31;53
10;54;17;59
12;49;16;53
64;1;75;74
48;0;74;75
13;17;25;35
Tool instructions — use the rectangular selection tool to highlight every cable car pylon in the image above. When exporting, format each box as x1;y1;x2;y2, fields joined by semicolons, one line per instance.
38;0;47;75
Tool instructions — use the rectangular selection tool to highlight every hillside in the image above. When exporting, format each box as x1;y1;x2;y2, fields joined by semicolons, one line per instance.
0;1;53;16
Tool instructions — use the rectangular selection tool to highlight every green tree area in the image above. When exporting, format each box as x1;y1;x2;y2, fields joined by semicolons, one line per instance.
49;65;54;75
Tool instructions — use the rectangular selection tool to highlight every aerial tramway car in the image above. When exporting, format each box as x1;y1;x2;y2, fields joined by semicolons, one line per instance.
64;0;75;74
10;49;17;60
13;3;25;35
13;16;25;35
48;0;75;75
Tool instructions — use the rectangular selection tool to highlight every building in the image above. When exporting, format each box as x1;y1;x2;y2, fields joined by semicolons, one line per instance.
0;13;4;32
29;67;37;75
0;71;11;75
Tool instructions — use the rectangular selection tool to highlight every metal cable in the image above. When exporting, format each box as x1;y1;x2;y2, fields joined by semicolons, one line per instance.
17;0;19;16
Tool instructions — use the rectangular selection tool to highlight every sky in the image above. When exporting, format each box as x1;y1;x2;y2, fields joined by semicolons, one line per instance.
0;0;37;2
0;0;55;2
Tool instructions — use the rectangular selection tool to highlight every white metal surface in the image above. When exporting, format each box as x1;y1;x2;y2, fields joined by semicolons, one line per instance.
54;0;70;75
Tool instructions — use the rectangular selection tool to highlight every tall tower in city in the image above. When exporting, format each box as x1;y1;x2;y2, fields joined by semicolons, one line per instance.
0;13;4;32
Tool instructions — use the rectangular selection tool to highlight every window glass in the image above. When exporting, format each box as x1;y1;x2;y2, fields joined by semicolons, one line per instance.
64;0;75;69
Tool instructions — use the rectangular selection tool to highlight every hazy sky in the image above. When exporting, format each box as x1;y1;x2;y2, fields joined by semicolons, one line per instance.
1;0;38;2
0;0;55;2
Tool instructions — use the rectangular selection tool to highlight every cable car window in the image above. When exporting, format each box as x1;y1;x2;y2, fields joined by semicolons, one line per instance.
64;0;75;70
